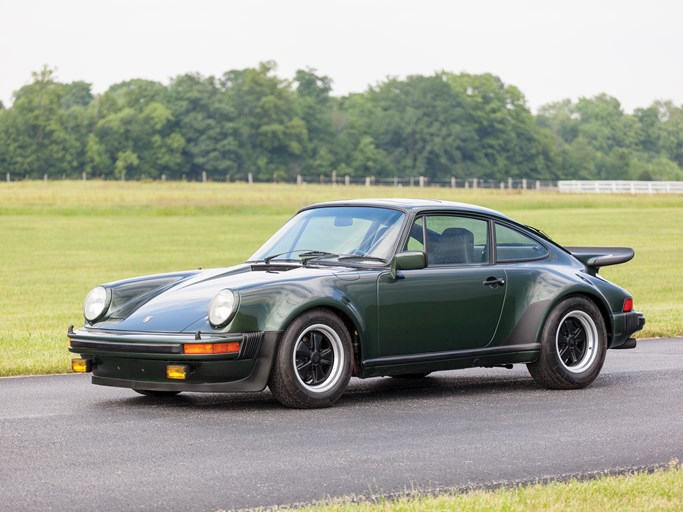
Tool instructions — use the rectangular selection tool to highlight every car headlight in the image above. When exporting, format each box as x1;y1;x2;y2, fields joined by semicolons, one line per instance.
208;289;239;327
84;286;111;322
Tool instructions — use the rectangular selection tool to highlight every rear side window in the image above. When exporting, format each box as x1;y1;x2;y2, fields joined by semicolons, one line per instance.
495;223;548;262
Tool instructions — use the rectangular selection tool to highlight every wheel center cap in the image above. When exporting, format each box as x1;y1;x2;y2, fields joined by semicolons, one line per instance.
311;352;321;364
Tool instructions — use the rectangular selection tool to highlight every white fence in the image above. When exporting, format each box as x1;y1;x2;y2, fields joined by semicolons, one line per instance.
558;180;683;194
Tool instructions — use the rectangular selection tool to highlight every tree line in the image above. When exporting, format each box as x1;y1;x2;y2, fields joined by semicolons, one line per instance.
1;62;682;182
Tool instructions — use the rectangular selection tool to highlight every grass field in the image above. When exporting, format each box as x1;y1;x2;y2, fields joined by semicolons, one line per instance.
1;181;682;376
294;463;683;512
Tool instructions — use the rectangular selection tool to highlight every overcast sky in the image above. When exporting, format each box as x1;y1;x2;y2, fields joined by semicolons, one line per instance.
1;0;681;112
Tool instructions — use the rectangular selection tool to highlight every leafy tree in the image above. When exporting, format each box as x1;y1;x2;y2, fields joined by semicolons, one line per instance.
1;63;682;182
293;68;336;176
0;66;90;178
166;73;242;180
87;80;184;179
220;62;307;180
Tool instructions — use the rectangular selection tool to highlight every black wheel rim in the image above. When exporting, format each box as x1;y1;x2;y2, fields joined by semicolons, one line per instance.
557;317;588;367
555;310;598;373
292;324;343;393
296;331;334;385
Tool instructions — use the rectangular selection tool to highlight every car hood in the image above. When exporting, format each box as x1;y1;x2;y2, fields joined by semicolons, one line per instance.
92;263;351;333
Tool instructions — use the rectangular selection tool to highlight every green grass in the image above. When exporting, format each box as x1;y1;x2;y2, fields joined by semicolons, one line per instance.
1;181;681;376
289;463;683;512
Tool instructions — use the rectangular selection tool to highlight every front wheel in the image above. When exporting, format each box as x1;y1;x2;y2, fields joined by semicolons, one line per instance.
269;310;352;408
527;296;607;389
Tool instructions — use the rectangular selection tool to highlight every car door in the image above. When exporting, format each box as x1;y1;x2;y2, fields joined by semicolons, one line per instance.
377;214;506;357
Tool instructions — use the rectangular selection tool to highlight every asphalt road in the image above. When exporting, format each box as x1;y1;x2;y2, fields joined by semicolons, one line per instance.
1;338;681;511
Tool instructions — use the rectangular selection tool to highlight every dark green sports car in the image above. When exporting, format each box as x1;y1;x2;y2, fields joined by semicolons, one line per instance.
69;199;645;408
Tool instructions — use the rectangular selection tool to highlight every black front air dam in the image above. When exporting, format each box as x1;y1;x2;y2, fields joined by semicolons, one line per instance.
91;331;280;393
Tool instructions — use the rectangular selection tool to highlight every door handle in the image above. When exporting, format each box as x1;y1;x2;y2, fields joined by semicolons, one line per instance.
483;277;505;287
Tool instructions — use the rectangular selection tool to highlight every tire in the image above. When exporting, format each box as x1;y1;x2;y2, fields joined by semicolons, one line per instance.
133;389;181;397
527;296;607;389
392;372;431;379
268;309;352;409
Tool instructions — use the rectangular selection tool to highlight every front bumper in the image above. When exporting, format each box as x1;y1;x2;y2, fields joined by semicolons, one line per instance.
69;328;280;393
610;311;645;349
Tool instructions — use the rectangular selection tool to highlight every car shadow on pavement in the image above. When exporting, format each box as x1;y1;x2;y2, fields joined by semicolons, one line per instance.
90;367;633;413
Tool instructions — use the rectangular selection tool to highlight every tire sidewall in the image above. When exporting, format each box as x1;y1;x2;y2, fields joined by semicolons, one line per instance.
271;309;352;408
539;296;607;388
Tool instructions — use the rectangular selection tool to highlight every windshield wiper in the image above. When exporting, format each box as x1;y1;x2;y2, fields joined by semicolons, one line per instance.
299;251;339;266
263;249;336;265
337;255;388;263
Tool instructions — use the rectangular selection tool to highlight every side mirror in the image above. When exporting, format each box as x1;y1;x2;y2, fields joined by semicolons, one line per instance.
390;251;426;279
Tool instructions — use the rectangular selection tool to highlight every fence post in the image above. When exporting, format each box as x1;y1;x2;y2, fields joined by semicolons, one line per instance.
410;177;414;187
419;176;425;188
248;172;253;184
451;176;456;188
365;176;371;187
394;176;398;187
522;178;527;190
465;180;469;189
473;178;478;189
5;172;9;183
500;182;504;190
297;175;303;185
345;175;350;186
202;171;207;183
162;174;166;182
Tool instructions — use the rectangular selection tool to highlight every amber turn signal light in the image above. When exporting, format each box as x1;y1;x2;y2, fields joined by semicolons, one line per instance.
183;342;240;355
167;364;190;380
71;358;92;373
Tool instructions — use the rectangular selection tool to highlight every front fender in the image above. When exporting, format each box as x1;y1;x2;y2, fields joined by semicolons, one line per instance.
226;273;375;346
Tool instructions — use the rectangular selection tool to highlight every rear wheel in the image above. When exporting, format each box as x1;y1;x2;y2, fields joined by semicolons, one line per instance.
527;296;607;389
269;309;352;408
133;389;181;397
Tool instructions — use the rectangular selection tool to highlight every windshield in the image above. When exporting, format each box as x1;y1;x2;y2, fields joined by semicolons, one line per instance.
249;206;406;263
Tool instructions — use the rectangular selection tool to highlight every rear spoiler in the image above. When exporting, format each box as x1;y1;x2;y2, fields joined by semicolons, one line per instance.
565;246;634;276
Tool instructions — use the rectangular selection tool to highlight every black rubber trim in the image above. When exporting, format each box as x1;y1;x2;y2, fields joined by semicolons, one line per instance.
238;332;263;360
612;338;637;350
70;339;182;354
363;343;540;368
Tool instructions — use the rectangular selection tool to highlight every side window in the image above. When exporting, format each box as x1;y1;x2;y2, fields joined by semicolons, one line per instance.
423;215;489;266
495;223;548;262
405;217;424;251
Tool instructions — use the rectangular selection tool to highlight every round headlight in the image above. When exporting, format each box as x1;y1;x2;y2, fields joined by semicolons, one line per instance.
84;286;111;322
209;289;238;327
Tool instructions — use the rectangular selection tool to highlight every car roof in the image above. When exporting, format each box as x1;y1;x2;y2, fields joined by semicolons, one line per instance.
301;198;512;221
